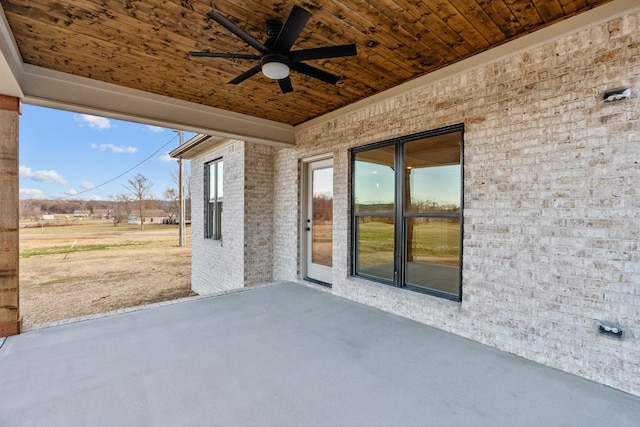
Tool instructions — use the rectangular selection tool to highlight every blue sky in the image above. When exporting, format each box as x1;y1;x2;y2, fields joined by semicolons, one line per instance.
19;104;194;200
355;162;460;207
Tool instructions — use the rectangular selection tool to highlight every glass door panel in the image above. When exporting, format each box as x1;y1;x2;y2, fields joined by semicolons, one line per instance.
312;167;333;267
305;159;333;284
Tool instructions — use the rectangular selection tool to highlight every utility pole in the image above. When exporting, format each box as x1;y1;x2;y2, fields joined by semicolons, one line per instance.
172;130;186;247
178;130;186;247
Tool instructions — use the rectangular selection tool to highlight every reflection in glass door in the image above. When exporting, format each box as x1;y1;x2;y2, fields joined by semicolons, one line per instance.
305;159;333;285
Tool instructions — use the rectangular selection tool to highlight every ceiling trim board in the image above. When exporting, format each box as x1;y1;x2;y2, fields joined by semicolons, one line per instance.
20;64;295;147
0;5;23;98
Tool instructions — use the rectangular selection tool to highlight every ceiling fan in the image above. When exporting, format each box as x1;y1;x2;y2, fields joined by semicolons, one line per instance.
189;5;357;93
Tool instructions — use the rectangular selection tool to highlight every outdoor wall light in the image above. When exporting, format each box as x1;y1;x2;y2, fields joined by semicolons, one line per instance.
601;87;631;103
598;322;624;339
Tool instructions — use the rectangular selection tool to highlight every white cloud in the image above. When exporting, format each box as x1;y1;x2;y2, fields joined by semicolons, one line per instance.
75;114;112;130
80;181;95;190
20;188;44;199
19;165;67;185
65;189;78;196
159;152;175;163
146;125;164;133
91;143;137;153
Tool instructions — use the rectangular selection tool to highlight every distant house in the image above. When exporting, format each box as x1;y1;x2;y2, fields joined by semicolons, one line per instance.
72;210;90;218
127;212;139;225
126;210;169;225
92;209;111;219
144;209;169;224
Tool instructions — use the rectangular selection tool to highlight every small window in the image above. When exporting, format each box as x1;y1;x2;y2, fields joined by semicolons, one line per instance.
205;159;223;240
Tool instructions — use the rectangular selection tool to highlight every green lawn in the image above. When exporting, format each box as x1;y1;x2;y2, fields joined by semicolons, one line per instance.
358;219;460;267
20;242;144;258
20;220;177;235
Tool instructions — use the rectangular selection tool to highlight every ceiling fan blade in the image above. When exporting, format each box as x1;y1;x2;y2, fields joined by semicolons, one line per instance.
291;62;340;84
290;44;357;62
190;52;261;60
206;11;268;54
278;77;293;93
273;5;311;52
229;64;262;85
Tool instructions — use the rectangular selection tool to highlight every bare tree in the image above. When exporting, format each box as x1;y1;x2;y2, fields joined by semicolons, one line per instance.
109;193;131;226
163;187;178;223
185;170;192;222
19;199;41;220
124;174;153;230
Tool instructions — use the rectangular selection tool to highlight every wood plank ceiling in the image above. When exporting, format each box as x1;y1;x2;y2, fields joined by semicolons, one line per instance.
1;0;612;126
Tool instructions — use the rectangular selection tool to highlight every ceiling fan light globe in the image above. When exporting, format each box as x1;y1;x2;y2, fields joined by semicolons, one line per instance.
262;61;290;80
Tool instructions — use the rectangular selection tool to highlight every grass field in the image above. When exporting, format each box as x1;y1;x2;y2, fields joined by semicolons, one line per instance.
312;222;333;266
357;219;460;268
18;217;458;327
20;220;194;328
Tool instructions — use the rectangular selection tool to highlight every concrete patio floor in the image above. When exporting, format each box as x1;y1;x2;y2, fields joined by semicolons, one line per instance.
1;282;638;426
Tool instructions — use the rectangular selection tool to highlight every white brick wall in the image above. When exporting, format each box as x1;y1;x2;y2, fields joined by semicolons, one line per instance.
191;141;277;292
273;148;299;281
280;11;640;395
191;140;245;294
244;143;275;285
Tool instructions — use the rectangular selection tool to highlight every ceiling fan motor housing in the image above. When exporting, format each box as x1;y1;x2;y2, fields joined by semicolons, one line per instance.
265;19;284;39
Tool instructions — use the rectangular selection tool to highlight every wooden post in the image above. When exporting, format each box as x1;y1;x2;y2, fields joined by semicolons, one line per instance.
0;94;21;337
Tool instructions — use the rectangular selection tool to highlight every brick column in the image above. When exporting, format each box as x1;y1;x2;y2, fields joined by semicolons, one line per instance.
0;94;21;337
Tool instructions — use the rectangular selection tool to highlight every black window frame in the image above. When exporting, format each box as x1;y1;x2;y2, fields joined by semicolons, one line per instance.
204;158;223;240
351;123;464;301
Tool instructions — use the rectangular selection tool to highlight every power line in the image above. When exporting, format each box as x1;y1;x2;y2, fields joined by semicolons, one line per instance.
55;132;179;200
